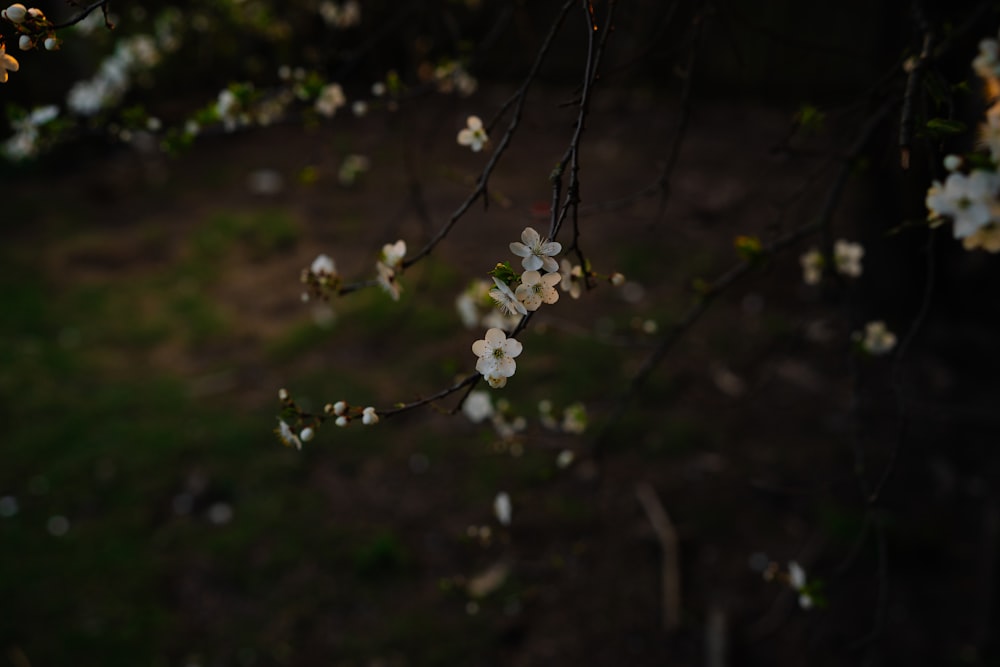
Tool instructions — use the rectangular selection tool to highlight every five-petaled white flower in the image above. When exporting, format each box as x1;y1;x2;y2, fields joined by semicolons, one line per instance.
457;115;488;151
515;270;560;311
489;277;527;316
276;419;302;450
0;43;19;84
833;239;864;278
510;227;561;273
473;327;523;389
925;170;999;238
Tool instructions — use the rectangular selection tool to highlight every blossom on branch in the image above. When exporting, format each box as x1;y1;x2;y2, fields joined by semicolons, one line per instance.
472;328;523;389
510;227;561;273
276;419;302;450
489;277;527;317
515;270;560;311
559;259;584;299
376;240;407;301
457;115;488;152
925;170;999;238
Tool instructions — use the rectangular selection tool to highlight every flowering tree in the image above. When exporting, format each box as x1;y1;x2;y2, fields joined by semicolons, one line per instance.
5;1;1000;664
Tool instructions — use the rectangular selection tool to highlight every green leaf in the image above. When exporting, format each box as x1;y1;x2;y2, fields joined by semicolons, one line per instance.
925;118;967;137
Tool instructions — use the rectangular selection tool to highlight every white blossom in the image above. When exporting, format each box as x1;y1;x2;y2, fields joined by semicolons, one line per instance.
489;277;527;317
311;254;336;276
315;83;346;118
362;406;379;425
276;419;302;450
787;561;814;610
510;227;562;273
833;239;864;278
515;270;560;311
855;320;897;356
462;390;494;423
457;115;488;152
925;170;999;238
493;492;512;526
799;249;823;285
559;259;584;299
472;328;523;389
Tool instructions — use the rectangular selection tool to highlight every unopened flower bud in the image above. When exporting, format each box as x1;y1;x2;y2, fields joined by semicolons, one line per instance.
18;34;31;50
4;4;27;23
362;406;379;425
943;154;962;172
44;36;57;51
333;400;347;416
610;272;625;287
299;427;314;442
278;387;290;401
26;6;42;19
335;416;349;427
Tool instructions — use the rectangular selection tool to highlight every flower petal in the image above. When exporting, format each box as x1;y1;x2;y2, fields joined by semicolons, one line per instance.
521;254;543;272
521;227;540;247
484;327;507;347
539;241;562;255
509;242;531;258
472;339;488;357
503;338;523;358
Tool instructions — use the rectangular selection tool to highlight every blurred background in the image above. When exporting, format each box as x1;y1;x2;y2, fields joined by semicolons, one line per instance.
2;1;1000;666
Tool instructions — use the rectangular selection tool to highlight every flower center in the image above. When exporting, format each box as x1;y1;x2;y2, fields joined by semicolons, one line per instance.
492;347;505;360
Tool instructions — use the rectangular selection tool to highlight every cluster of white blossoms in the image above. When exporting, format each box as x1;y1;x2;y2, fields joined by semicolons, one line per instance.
324;400;379;426
67;34;167;116
2;104;57;159
923;30;1000;253
319;0;361;29
0;3;59;84
799;239;864;285
853;320;897;356
457;115;488;152
471;227;564;389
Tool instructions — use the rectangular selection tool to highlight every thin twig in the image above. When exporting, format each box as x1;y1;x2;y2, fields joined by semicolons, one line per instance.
403;0;576;269
594;100;893;453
